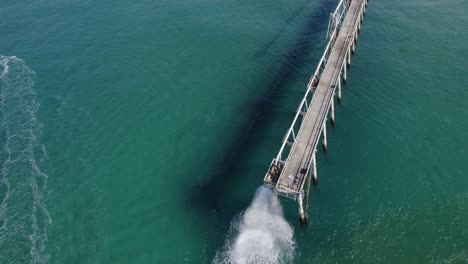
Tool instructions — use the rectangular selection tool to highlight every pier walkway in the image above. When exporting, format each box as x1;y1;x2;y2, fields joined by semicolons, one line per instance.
264;0;369;223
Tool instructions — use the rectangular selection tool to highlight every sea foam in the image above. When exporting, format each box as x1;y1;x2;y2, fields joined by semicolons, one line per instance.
0;56;51;264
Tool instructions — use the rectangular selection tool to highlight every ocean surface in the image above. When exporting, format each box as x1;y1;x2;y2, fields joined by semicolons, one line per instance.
1;0;467;263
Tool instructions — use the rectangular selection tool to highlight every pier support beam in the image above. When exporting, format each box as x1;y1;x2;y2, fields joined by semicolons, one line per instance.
298;191;307;224
322;122;328;151
352;38;356;54
312;151;318;185
347;46;351;67
330;97;335;126
343;62;347;83
337;76;342;103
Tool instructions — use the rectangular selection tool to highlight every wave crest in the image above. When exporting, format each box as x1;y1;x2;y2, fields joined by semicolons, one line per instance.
0;56;51;264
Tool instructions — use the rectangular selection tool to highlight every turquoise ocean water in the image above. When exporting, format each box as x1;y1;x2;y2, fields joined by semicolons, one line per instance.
1;0;467;263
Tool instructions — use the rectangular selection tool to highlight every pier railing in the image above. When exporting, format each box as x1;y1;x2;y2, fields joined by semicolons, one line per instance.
327;0;350;40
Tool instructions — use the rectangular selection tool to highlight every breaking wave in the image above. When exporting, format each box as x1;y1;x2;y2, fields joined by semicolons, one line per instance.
0;56;51;264
214;186;295;264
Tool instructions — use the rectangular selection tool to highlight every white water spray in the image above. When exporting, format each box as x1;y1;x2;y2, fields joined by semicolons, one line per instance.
214;186;295;264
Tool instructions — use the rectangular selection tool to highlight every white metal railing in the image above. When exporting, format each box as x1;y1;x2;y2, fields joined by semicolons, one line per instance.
268;0;351;171
326;0;350;40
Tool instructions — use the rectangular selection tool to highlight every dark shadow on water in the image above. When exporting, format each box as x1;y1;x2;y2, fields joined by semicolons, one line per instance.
188;0;338;241
254;0;314;58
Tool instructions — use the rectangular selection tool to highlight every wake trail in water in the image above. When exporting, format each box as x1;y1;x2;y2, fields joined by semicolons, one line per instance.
0;56;51;264
214;186;295;264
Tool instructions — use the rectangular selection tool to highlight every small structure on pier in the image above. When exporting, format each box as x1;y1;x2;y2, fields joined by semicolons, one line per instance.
264;0;369;224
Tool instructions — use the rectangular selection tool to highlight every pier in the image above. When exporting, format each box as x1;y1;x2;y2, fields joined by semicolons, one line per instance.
264;0;368;224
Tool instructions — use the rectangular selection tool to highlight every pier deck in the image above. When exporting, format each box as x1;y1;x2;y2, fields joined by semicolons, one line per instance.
264;0;368;222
